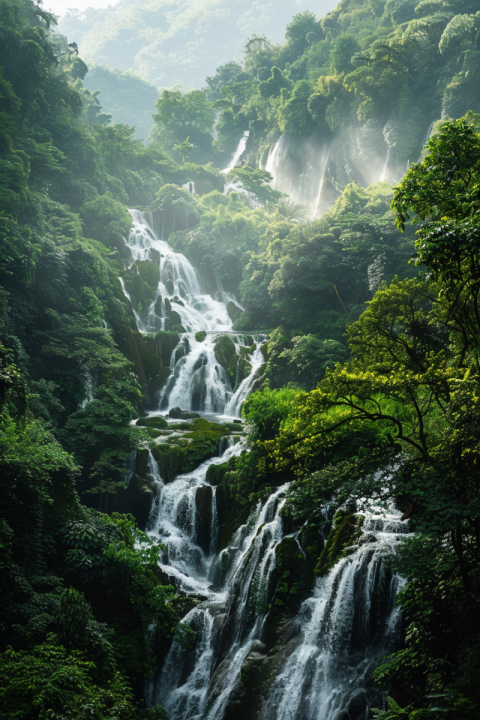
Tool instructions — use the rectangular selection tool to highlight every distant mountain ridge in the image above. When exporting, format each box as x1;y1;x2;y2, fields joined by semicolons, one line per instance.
58;0;337;89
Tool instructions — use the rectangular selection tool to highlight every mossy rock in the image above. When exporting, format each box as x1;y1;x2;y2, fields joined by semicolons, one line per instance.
111;448;154;529
214;334;238;386
136;259;161;288
136;416;168;429
315;512;364;577
217;499;253;552
121;259;160;311
269;536;312;617
195;486;213;552
237;357;252;387
175;345;186;363
232;311;254;331
168;407;200;419
226;301;243;322
150;418;231;483
260;342;269;361
114;326;179;408
206;456;237;486
165;310;183;332
195;331;207;342
154;296;163;315
164;298;172;313
172;324;186;333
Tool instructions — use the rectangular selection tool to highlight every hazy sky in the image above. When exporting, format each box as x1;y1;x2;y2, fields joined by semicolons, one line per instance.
43;0;336;20
42;0;117;17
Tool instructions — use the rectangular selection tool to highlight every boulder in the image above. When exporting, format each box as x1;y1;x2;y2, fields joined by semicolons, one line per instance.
168;407;183;419
136;416;168;429
165;310;183;332
168;407;200;420
154;296;163;316
214;334;238;386
226;301;243;323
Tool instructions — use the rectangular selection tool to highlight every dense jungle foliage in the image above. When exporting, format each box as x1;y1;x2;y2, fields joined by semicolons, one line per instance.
241;118;480;718
2;0;480;717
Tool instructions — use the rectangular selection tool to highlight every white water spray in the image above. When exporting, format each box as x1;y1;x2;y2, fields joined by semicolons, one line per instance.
266;134;330;219
262;512;407;720
223;131;250;173
119;211;265;417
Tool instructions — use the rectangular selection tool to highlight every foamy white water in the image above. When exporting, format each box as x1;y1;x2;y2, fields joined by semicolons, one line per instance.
120;210;265;417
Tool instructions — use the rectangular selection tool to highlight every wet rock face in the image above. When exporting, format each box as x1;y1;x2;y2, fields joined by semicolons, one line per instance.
115;327;180;409
220;619;303;720
111;448;154;530
214;334;238;386
168;407;200;419
226;300;243;323
267;529;319;618
122;259;160;314
315;510;364;576
191;363;207;410
194;486;213;552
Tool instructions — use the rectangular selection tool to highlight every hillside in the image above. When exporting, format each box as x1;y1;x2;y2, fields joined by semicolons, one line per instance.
58;0;337;89
82;65;159;141
2;1;480;719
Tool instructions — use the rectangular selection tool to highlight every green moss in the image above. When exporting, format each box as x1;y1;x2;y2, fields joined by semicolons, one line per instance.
136;259;161;288
115;327;179;406
206;456;237;486
226;300;243;322
121;260;160;311
136;416;168;429
195;331;207;342
150;418;233;483
269;536;310;617
314;512;364;577
214;334;238;386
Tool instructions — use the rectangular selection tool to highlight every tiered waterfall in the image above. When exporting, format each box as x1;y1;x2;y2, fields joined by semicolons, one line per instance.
120;210;405;720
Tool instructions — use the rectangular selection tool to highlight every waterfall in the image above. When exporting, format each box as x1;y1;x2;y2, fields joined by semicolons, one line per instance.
423;120;435;148
120;211;405;720
265;134;330;219
380;147;391;183
223;131;250;173
146;452;406;720
262;512;407;720
148;461;290;719
120;211;265;417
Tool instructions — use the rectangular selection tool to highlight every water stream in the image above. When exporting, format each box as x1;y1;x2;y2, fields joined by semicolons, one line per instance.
121;210;265;417
265;134;331;219
263;513;407;720
121;208;405;719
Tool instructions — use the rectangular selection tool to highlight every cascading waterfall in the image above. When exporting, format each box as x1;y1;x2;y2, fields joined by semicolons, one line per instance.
223;131;250;173
262;512;407;720
122;209;406;720
265;134;330;219
147;448;290;719
146;442;407;720
121;210;265;417
380;147;391;183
